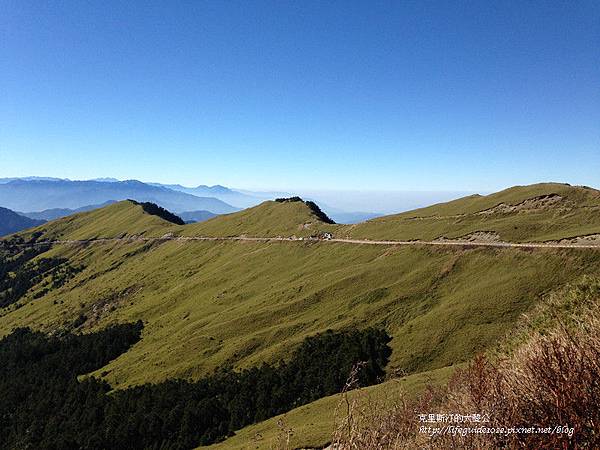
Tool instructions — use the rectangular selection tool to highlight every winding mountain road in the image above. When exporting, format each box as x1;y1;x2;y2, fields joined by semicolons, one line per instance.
8;235;600;250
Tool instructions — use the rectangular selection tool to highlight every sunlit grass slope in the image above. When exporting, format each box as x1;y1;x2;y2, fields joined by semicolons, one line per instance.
2;188;600;389
341;183;600;242
19;183;600;243
21;200;178;240
19;198;336;241
207;365;456;450
181;200;336;238
211;276;600;450
1;185;599;448
1;235;598;390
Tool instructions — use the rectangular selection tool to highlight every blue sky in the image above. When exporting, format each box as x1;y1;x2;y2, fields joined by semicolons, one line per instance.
1;0;598;192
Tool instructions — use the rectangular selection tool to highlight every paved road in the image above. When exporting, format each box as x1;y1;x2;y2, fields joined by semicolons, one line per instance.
8;235;600;250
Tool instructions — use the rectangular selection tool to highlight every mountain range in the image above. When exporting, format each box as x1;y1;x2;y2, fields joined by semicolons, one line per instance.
0;177;383;224
0;207;45;236
0;179;238;214
148;182;264;209
1;182;599;448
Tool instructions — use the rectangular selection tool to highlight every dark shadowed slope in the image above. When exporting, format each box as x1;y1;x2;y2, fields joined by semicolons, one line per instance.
0;207;45;237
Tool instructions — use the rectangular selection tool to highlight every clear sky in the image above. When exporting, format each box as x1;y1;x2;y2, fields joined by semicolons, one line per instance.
1;1;598;192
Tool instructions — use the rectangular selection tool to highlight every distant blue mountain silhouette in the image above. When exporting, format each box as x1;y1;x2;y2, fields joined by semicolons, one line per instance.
19;201;118;221
0;207;45;237
0;179;238;214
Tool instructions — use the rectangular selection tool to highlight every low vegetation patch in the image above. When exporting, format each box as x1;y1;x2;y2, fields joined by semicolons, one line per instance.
0;325;390;449
0;235;84;308
0;236;83;308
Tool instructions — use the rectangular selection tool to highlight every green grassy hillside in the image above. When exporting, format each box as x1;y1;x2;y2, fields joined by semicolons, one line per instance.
208;365;456;450
19;183;600;244
181;199;336;238
15;198;334;241
19;199;178;240
341;183;600;242
3;237;597;389
1;184;599;448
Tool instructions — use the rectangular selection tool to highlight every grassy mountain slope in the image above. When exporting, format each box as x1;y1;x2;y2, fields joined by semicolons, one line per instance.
213;276;600;449
208;365;456;449
21;184;600;243
342;183;600;242
18;200;177;241
2;224;598;389
181;200;336;237
1;184;600;448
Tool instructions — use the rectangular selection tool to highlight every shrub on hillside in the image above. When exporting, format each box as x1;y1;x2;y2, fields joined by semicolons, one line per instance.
275;196;303;203
0;236;81;308
274;197;336;224
129;200;185;225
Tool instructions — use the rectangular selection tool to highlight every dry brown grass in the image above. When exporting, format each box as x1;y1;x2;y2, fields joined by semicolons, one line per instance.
332;292;600;449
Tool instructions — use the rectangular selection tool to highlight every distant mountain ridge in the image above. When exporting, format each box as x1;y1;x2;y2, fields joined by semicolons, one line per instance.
0;179;238;214
20;201;118;221
149;182;268;208
0;176;67;183
0;207;45;237
0;177;385;220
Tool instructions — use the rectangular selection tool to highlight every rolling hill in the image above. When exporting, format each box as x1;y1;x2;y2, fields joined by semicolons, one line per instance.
18;200;180;241
1;183;599;448
342;183;600;243
180;198;336;238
